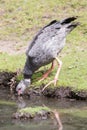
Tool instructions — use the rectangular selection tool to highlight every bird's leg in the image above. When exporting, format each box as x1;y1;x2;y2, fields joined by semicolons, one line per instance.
54;57;62;86
39;60;56;82
41;57;62;92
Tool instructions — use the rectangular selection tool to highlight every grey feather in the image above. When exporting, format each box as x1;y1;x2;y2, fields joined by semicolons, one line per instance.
24;17;78;77
16;17;78;95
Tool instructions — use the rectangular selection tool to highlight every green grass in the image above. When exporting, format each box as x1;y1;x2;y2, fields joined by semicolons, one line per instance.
0;0;87;91
0;53;25;71
18;106;51;115
0;0;87;41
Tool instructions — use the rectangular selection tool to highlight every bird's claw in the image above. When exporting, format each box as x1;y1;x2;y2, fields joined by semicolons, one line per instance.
41;78;58;92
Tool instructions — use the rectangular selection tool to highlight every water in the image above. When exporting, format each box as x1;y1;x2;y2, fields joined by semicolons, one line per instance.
0;90;87;130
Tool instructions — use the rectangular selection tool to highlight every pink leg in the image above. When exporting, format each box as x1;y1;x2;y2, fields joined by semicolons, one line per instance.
53;110;63;130
39;60;56;82
42;57;62;92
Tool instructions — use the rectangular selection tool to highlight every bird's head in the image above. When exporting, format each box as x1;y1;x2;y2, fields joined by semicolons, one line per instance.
16;79;31;95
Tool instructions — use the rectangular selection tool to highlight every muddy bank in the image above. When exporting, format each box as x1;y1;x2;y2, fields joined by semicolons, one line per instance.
0;71;87;100
0;71;17;88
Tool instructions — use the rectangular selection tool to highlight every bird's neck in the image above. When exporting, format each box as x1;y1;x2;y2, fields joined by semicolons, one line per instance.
23;57;34;79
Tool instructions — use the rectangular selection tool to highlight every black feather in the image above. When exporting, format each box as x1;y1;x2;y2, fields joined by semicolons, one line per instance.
61;16;78;25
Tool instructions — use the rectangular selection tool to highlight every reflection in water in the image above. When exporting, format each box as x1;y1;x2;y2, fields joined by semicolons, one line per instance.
53;110;63;130
17;96;63;130
17;96;26;109
0;91;87;130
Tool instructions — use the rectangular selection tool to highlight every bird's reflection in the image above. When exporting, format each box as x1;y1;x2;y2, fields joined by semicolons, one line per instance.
16;95;63;130
17;96;26;109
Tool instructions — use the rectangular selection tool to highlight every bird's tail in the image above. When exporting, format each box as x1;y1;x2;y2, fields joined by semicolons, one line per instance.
60;16;79;34
66;22;79;33
61;16;78;25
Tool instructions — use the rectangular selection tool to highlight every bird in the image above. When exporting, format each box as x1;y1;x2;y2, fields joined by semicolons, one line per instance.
16;16;79;95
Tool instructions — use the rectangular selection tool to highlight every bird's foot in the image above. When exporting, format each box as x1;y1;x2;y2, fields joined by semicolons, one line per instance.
41;78;58;92
38;73;49;82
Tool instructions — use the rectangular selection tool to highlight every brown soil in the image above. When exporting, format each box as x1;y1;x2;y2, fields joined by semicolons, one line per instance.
0;71;17;88
0;40;28;55
0;71;87;100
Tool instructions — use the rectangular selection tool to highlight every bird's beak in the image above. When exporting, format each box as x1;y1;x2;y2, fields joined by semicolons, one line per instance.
18;90;22;96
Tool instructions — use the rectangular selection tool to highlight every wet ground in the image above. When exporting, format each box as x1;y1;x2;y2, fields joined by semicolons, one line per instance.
0;72;87;130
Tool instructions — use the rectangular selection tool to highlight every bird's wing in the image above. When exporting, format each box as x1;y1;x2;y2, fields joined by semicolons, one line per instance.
26;16;78;56
26;20;60;55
